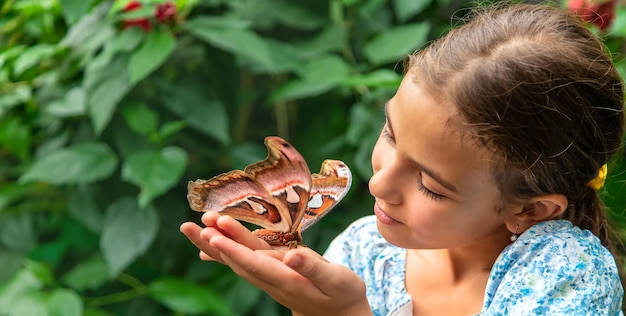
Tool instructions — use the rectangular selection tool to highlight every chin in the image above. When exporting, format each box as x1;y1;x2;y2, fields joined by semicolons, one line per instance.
376;221;447;250
376;221;417;249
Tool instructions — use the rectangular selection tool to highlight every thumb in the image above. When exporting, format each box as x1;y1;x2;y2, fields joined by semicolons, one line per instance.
283;248;328;278
284;248;345;295
284;248;370;312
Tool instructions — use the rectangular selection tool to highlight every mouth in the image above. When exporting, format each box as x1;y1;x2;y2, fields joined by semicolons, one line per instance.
374;203;401;225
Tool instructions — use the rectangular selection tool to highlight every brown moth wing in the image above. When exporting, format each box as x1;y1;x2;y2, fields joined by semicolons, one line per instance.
300;159;352;232
186;136;313;237
245;136;312;234
187;170;290;232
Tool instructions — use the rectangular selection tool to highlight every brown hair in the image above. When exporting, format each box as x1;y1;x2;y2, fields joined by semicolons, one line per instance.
409;4;625;255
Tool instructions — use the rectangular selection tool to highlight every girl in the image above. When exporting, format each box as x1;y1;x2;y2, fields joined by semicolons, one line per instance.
181;3;625;315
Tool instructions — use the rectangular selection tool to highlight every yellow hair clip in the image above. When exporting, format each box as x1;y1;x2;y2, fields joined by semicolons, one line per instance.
587;164;608;190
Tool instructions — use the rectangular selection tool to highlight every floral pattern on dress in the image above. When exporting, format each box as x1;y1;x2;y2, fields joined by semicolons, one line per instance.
323;215;623;316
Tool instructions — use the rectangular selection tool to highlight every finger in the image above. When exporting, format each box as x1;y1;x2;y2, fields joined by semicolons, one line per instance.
199;251;215;261
200;211;220;228
180;222;209;253
209;235;291;280
180;222;222;263
213;215;273;251
283;248;349;296
256;248;289;261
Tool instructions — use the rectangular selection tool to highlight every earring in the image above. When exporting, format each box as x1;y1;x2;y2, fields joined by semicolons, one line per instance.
510;224;520;242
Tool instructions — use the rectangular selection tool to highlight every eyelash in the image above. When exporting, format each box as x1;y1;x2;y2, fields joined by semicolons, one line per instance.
381;125;395;143
417;177;445;201
381;124;445;201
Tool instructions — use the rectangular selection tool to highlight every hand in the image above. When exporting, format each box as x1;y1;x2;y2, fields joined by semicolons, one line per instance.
180;213;373;316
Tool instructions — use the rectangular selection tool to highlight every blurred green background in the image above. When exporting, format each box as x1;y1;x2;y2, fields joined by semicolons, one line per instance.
1;0;625;315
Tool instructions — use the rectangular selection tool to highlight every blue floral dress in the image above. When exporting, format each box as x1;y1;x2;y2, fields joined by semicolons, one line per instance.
323;216;624;315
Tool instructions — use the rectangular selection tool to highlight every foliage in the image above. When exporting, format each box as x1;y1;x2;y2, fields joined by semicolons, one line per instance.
0;0;625;315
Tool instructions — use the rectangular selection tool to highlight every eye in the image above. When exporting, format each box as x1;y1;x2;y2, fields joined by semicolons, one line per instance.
380;124;395;143
417;174;445;201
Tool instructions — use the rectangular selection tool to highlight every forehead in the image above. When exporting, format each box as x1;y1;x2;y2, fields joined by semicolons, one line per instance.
388;75;497;193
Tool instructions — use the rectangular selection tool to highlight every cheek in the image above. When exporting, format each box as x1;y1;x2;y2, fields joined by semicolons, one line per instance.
403;195;491;232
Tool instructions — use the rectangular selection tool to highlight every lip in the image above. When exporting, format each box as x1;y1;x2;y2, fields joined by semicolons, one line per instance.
374;203;401;225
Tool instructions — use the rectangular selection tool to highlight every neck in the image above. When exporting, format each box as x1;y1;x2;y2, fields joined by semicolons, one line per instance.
408;225;511;283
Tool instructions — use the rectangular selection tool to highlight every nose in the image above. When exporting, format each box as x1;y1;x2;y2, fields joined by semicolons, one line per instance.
369;142;402;205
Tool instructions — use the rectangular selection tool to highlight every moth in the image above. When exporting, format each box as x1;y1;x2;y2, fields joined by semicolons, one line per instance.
187;136;352;247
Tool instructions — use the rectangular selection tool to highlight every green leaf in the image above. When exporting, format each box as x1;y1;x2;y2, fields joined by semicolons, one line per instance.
159;81;231;144
363;22;430;66
122;147;188;207
186;18;290;73
0;249;24;284
61;2;115;52
181;16;252;30
0;183;37;213
294;25;347;59
84;309;116;316
270;55;351;102
46;86;87;117
19;142;118;185
0;45;26;67
0;215;36;254
8;295;47;316
392;0;431;22
616;59;626;84
100;27;144;61
0;116;31;161
158;120;187;139
266;0;326;30
259;39;303;74
149;277;232;315
62;254;109;290
28;239;69;268
33;132;70;162
24;260;55;287
608;7;626;37
0;270;82;316
81;29;142;134
59;0;100;24
84;54;131;135
128;30;177;85
122;103;159;135
68;185;103;233
0;85;31;116
13;44;57;76
0;267;43;312
228;142;266;169
342;69;402;88
46;289;83;316
100;197;158;277
346;102;383;179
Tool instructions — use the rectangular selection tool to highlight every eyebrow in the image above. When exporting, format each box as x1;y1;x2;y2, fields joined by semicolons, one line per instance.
384;101;459;194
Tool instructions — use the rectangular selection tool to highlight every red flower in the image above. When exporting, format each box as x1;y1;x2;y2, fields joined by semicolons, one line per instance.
568;0;617;31
124;1;141;11
122;1;152;32
155;1;176;24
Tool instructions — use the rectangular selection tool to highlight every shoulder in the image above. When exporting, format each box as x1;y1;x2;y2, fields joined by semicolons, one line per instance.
483;220;624;315
497;220;619;280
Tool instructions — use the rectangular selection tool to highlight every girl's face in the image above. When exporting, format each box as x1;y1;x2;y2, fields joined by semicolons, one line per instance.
369;75;516;249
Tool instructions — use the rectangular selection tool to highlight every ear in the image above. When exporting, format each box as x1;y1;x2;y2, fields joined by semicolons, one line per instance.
506;194;568;232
